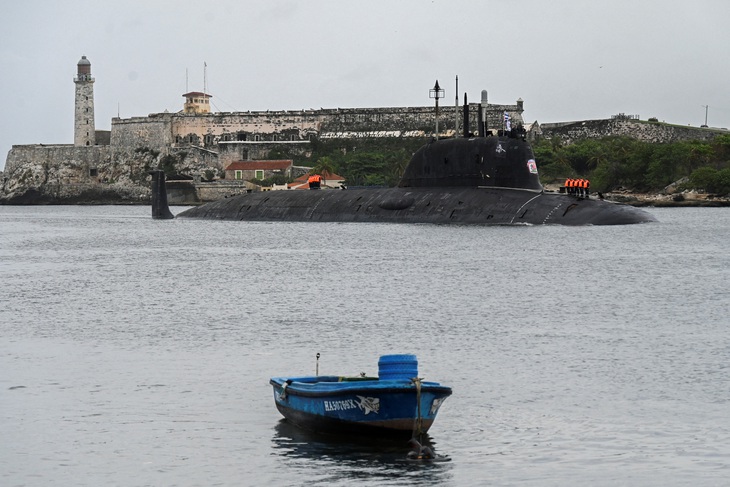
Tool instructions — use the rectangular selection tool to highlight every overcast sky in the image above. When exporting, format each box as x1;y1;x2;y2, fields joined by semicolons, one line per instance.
2;0;729;170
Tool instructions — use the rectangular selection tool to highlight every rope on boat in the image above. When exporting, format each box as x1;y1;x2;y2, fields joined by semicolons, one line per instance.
411;377;424;440
407;377;439;461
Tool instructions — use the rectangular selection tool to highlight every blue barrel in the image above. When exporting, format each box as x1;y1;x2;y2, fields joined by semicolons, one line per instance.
378;354;418;381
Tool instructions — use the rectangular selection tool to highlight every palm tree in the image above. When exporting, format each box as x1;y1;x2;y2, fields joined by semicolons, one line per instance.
311;156;336;188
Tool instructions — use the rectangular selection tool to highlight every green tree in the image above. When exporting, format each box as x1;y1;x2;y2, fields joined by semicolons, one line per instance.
310;156;337;187
688;167;730;194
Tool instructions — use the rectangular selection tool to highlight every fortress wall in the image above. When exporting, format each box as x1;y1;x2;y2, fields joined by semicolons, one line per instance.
163;104;525;149
162;180;258;205
3;144;111;194
167;146;227;179
541;119;722;145
217;141;311;167
194;181;255;202
172;111;321;144
110;113;173;155
318;107;435;132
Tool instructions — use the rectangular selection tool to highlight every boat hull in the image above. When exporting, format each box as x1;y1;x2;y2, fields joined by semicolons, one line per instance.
270;376;452;438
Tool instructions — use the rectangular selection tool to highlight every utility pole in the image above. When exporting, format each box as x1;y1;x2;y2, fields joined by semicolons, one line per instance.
701;105;709;127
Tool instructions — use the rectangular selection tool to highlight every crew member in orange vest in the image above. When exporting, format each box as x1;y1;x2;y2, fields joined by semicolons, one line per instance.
565;178;573;195
308;174;322;190
584;179;590;197
577;179;585;197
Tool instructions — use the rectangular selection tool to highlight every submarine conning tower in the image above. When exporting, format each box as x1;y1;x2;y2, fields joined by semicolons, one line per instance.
399;92;542;191
398;135;543;191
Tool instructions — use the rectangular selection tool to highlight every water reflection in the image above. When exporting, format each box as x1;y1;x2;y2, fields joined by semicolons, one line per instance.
271;420;453;485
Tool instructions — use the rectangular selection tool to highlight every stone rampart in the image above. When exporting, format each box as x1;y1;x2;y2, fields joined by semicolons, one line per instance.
151;103;525;150
541;119;724;145
217;140;311;167
110;113;173;156
3;144;111;190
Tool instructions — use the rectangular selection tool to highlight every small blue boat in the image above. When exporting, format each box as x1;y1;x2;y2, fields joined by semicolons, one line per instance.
269;354;452;438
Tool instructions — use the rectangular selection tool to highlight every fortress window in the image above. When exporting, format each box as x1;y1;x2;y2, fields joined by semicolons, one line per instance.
235;170;242;180
237;133;245;141
254;135;260;141
255;170;264;180
89;168;98;177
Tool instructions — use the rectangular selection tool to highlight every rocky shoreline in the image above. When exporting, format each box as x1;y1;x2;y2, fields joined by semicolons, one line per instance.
603;191;730;207
0;184;151;206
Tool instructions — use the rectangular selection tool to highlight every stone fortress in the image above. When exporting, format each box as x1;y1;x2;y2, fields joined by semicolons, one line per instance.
1;56;724;204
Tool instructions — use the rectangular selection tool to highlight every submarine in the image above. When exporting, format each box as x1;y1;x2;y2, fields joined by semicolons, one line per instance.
151;102;656;226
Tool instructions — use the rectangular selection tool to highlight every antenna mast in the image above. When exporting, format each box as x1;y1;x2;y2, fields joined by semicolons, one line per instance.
455;75;459;135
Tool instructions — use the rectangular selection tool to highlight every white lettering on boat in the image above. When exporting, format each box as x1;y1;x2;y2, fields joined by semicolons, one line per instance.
430;397;444;415
356;395;380;415
323;396;380;415
324;399;358;412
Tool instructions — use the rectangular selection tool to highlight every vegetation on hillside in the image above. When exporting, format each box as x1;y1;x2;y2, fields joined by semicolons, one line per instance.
263;134;730;195
316;138;426;187
533;134;730;194
269;137;428;187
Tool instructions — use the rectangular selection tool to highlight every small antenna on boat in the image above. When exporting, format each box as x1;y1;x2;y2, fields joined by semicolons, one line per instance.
316;352;320;376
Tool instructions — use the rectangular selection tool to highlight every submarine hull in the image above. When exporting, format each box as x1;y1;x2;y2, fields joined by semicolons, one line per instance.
153;132;657;226
176;187;656;225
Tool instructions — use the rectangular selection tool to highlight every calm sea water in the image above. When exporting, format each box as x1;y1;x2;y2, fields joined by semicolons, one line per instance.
1;205;729;486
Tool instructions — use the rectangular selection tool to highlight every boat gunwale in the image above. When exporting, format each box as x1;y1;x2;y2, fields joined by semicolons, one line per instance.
269;376;452;398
